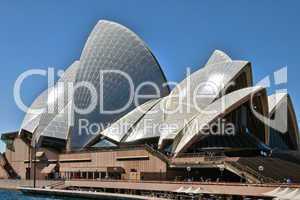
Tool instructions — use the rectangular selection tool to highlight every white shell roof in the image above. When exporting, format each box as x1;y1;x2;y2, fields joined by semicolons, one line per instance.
173;86;266;155
33;61;79;143
19;88;50;134
205;49;232;66
125;98;167;142
268;92;287;114
159;51;252;145
36;101;73;141
93;98;160;143
89;50;253;146
72;20;169;149
20;20;170;149
267;92;300;149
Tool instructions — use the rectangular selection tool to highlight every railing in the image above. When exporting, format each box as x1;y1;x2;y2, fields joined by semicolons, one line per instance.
142;147;229;165
170;152;226;165
144;144;170;164
45;180;65;189
204;156;226;162
227;161;276;183
176;151;225;158
65;178;298;188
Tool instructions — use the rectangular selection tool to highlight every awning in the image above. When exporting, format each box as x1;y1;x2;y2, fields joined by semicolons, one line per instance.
107;167;125;173
60;167;107;172
36;151;45;158
41;164;57;174
59;158;92;163
116;156;149;161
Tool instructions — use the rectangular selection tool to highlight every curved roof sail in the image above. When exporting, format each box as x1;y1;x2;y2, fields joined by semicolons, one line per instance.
33;61;79;145
173;86;269;155
124;98;167;142
19;88;50;135
205;49;232;66
71;20;169;149
159;51;253;146
85;98;160;145
268;92;300;150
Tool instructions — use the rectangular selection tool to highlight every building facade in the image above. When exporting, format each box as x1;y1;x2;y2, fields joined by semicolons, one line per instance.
1;20;300;183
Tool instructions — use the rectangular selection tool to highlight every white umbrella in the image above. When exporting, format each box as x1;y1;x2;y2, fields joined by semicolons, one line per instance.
192;187;206;194
279;189;300;200
291;190;300;200
175;186;187;193
184;187;196;194
263;187;283;196
275;188;294;198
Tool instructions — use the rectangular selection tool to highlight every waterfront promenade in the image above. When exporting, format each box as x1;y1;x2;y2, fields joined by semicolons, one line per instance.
1;179;300;199
64;179;281;197
0;179;59;190
19;187;169;200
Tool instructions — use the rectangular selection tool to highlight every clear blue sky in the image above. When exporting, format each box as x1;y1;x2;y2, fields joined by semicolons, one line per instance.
0;0;299;152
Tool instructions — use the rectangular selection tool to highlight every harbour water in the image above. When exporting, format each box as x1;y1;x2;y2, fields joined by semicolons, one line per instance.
0;189;83;200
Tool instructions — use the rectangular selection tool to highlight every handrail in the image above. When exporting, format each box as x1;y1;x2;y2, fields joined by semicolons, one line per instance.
144;144;170;164
227;161;276;183
45;180;65;188
65;179;298;188
176;151;226;158
0;153;18;179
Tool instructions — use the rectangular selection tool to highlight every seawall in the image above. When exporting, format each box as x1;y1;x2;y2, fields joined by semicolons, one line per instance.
0;179;59;190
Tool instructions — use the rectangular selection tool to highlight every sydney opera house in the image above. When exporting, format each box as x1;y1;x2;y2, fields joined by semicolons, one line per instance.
1;20;300;185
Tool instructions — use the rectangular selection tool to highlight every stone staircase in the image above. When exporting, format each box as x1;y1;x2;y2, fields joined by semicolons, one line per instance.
44;180;66;189
0;153;18;179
